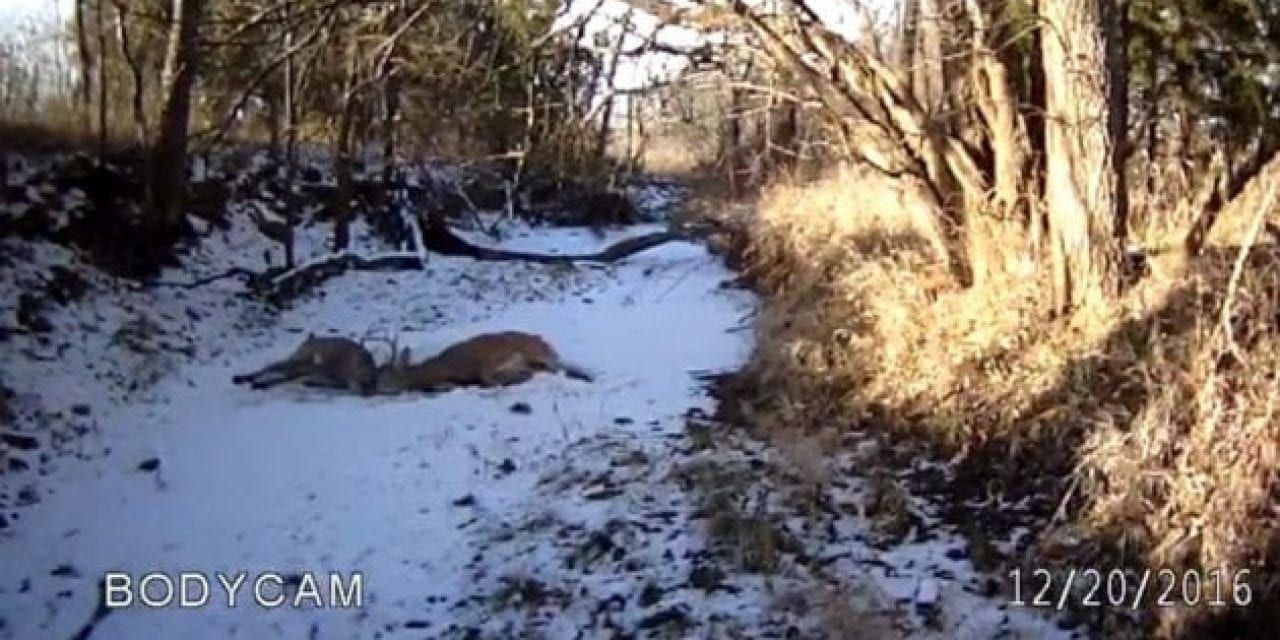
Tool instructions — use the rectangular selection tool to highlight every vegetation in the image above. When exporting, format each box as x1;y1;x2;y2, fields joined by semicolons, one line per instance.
686;1;1280;637
1;0;637;276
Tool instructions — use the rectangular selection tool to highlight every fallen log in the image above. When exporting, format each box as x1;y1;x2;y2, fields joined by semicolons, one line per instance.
419;218;687;264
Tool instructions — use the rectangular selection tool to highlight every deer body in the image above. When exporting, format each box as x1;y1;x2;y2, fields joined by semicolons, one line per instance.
375;331;591;394
232;335;377;395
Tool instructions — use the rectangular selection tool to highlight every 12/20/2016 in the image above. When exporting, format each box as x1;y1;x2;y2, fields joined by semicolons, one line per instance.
1008;567;1253;610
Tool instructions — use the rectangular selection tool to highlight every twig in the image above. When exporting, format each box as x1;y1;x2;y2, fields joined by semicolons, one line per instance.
1049;472;1080;527
654;256;704;303
1219;180;1279;365
451;182;500;240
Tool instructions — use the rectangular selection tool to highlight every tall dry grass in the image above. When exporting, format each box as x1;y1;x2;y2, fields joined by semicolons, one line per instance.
735;161;1280;638
638;121;723;179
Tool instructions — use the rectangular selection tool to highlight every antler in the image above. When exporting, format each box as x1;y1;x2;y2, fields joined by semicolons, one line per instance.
358;325;398;366
386;334;400;367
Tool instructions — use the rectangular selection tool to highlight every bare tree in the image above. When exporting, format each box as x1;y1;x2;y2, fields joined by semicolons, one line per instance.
721;0;1128;310
73;0;93;120
330;18;363;253
1038;0;1123;310
896;0;920;77
146;0;207;237
111;0;148;150
95;0;109;157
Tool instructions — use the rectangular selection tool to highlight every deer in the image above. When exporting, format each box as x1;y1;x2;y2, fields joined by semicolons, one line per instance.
232;334;378;396
374;331;592;394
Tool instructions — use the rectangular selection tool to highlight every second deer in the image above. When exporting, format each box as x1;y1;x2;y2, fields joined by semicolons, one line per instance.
375;331;591;394
232;334;378;396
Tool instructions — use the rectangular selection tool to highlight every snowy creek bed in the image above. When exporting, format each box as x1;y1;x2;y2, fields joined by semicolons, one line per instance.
0;212;1074;639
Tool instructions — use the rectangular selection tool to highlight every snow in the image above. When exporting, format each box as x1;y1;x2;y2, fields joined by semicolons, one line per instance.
0;167;1076;638
0;218;750;638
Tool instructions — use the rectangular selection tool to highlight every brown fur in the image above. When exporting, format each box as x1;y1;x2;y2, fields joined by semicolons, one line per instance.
375;331;592;394
232;334;377;395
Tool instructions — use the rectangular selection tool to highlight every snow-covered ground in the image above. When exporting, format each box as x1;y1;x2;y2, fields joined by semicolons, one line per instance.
0;167;1076;639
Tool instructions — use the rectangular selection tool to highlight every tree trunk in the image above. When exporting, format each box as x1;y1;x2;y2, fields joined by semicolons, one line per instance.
95;0;108;158
897;0;921;80
377;0;404;187
265;90;281;157
724;60;747;198
331;34;362;254
381;75;400;185
73;0;93;124
914;0;946;111
281;0;297;268
772;98;799;174
1107;0;1130;250
1026;8;1047;190
146;0;206;236
1038;0;1123;312
111;0;148;150
966;0;1026;216
1141;50;1159;204
595;11;632;160
1024;4;1048;260
333;108;357;253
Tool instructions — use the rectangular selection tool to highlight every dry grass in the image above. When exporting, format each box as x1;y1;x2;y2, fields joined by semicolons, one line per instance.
771;583;902;640
733;162;1280;638
639;130;720;178
0;103;125;156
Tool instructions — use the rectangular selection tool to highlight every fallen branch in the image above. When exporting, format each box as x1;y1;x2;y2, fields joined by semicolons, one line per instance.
262;250;426;303
1219;179;1279;366
152;266;265;289
419;218;688;264
155;218;688;304
451;181;501;240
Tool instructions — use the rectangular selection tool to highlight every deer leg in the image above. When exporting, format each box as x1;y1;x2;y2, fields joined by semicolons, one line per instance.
233;368;274;387
245;360;312;390
345;376;376;396
298;374;350;391
233;365;289;385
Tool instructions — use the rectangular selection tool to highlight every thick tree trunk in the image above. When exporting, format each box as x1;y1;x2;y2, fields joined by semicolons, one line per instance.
146;0;206;235
1038;0;1123;312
